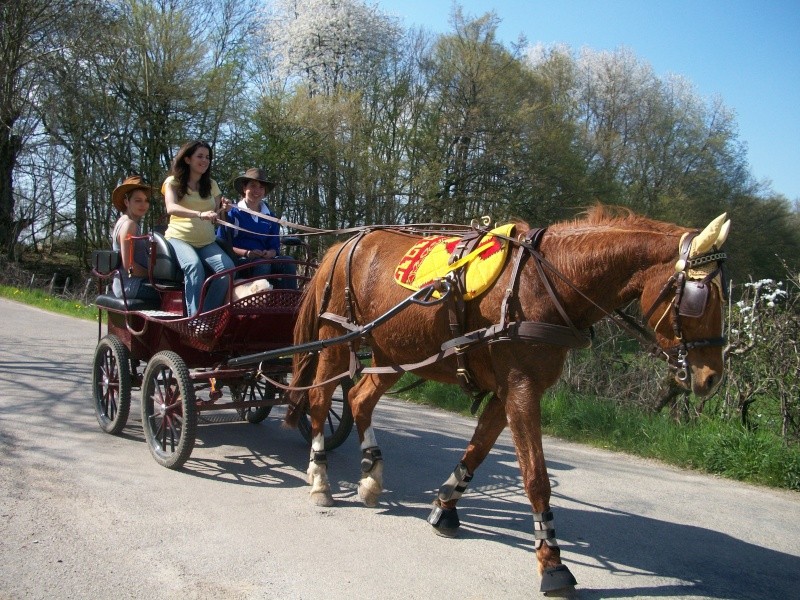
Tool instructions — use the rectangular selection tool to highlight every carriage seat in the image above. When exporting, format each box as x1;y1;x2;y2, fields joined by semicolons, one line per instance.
149;231;184;289
90;249;162;312
94;292;161;312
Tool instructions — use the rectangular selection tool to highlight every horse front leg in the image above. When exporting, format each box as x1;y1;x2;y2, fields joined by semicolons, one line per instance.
505;388;577;595
428;394;506;536
306;381;338;507
349;371;401;507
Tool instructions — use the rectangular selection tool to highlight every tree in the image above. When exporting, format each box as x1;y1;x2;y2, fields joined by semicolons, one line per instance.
267;0;401;96
409;9;586;225
260;0;402;236
0;0;88;257
29;0;259;261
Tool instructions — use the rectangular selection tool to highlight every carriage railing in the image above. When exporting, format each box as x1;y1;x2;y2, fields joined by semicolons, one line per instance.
91;232;317;351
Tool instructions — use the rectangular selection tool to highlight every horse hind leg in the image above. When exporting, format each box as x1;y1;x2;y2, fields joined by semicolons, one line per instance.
350;372;401;507
427;394;506;537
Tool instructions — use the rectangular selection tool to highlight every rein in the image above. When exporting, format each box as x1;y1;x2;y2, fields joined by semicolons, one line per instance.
218;204;475;239
522;228;726;380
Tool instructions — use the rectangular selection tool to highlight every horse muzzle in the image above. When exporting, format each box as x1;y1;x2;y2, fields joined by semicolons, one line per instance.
680;363;723;398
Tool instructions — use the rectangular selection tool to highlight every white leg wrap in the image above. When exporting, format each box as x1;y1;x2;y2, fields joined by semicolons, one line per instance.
307;433;334;506
360;426;378;450
437;461;473;503
533;510;558;550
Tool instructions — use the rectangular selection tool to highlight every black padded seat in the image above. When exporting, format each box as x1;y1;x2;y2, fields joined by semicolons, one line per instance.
91;249;159;310
95;290;161;312
150;231;184;289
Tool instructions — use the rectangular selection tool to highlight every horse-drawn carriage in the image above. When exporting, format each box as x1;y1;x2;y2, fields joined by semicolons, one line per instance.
90;207;731;595
90;231;353;469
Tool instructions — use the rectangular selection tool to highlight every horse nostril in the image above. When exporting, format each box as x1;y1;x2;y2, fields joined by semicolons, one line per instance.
704;373;719;392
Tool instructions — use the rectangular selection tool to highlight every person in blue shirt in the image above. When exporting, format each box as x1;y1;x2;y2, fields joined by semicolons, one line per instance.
218;168;297;289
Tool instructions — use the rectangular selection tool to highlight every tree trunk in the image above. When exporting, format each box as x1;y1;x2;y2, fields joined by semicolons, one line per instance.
0;128;21;258
73;146;88;263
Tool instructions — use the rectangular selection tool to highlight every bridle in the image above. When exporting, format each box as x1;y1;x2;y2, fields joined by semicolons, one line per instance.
618;231;728;381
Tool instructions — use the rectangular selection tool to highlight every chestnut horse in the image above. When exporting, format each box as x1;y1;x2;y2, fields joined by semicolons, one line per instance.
284;206;729;594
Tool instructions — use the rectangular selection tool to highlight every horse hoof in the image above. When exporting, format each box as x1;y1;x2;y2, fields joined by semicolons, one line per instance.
540;564;577;595
310;491;334;507
358;474;382;507
427;504;460;537
358;484;380;507
432;525;459;538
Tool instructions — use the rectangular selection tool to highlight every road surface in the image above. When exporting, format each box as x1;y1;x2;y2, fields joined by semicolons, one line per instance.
1;298;798;599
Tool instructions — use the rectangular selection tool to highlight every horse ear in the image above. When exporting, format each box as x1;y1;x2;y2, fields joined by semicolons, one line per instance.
690;213;728;256
716;219;730;248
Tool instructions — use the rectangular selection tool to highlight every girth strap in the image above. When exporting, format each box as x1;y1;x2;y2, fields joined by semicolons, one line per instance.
444;230;491;404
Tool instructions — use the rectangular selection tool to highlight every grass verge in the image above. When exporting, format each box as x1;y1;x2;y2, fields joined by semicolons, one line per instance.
542;387;800;490
0;285;96;321
394;376;800;491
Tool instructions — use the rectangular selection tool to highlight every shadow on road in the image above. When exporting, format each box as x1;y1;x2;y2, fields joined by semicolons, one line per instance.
168;410;800;599
8;336;798;600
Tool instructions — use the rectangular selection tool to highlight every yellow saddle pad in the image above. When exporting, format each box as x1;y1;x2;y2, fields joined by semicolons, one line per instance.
394;224;515;300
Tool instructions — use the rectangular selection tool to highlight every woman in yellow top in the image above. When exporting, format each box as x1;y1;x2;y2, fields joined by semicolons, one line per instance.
163;140;234;317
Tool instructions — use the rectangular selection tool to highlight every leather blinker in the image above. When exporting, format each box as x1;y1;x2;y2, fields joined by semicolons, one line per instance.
679;280;709;318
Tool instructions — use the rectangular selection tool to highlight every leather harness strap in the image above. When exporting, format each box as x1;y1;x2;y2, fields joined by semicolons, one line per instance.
331;226;591;397
444;230;490;402
248;225;596;395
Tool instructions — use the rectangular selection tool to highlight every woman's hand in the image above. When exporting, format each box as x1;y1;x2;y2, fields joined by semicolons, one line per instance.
246;249;276;259
198;210;218;223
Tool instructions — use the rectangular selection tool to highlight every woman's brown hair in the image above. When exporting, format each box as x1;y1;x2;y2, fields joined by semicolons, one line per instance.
168;140;213;200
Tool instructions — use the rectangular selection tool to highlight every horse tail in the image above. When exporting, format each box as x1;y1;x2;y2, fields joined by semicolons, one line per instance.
284;242;348;429
283;285;322;429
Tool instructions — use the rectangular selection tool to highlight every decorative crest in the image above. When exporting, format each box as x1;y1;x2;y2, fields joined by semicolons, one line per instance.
675;213;730;272
690;213;729;257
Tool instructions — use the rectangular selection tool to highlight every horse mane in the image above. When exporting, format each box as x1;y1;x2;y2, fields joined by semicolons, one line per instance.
510;204;687;277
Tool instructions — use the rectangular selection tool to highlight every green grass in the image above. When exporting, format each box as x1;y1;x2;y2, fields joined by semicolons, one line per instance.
0;285;97;321
540;387;800;490
395;377;800;491
389;373;478;416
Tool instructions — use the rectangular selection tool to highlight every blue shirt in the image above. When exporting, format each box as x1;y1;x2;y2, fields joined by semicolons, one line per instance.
218;200;280;254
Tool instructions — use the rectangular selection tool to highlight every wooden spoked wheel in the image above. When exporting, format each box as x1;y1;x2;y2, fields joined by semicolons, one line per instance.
141;351;197;469
298;377;354;450
92;335;131;435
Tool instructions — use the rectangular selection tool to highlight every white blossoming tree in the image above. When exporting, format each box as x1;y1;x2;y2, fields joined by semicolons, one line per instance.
266;0;401;95
526;44;742;220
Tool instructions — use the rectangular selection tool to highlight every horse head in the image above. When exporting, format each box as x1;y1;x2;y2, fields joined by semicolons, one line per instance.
641;213;730;397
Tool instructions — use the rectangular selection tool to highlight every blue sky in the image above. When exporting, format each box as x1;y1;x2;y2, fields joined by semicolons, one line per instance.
376;0;800;201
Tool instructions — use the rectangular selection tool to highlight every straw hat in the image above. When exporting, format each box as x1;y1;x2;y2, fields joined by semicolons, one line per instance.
112;175;153;212
233;168;276;196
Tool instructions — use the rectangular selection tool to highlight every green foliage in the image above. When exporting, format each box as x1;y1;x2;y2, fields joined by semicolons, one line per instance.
540;387;800;490
394;376;799;491
6;0;798;279
391;374;475;416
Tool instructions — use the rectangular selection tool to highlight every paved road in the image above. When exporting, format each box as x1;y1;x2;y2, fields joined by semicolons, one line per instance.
1;298;799;599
